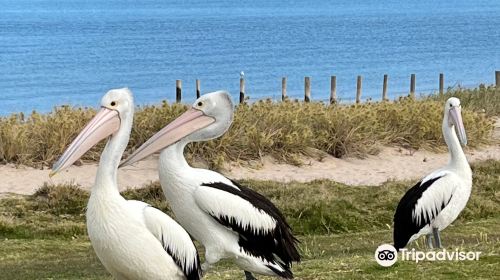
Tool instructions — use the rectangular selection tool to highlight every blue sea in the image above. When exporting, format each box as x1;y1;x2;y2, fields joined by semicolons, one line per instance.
1;0;499;115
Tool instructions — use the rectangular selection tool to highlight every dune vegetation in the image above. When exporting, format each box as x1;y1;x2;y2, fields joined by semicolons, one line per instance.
0;86;497;169
429;85;500;116
0;159;499;279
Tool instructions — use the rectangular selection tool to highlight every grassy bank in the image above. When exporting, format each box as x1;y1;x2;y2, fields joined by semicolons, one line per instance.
1;160;498;239
0;160;498;279
1;221;498;280
0;87;497;169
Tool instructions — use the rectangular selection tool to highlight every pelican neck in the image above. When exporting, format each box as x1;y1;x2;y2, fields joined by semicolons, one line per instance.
93;118;132;195
442;118;468;172
159;141;191;172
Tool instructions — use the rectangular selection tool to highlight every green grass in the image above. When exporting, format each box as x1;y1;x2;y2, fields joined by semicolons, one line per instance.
0;87;496;169
1;220;499;280
0;160;498;279
1;160;498;238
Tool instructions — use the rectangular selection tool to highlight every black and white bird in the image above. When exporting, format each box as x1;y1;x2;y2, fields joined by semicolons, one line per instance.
393;97;472;250
51;88;201;280
120;91;301;280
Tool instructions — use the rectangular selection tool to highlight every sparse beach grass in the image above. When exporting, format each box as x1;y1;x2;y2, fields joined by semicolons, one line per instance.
0;87;496;169
429;85;500;116
0;160;498;279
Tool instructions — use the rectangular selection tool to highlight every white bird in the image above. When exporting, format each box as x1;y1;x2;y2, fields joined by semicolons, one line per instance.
240;71;245;79
50;88;201;280
393;97;472;250
120;91;300;280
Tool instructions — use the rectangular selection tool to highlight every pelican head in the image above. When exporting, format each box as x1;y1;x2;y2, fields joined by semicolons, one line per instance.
50;88;134;176
119;90;234;168
444;97;467;146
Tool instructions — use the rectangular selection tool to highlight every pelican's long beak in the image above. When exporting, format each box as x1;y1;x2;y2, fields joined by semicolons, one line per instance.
119;108;215;168
449;106;467;146
50;107;120;177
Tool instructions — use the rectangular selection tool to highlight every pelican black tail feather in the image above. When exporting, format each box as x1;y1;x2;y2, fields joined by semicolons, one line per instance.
266;264;294;279
393;176;444;250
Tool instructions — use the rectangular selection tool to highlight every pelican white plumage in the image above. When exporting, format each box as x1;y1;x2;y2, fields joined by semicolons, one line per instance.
50;88;201;280
120;91;300;280
393;97;472;250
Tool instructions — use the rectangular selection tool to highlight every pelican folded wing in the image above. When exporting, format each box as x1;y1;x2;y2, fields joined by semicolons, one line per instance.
194;181;300;268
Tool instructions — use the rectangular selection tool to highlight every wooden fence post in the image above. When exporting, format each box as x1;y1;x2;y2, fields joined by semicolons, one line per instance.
239;78;245;104
382;74;388;101
176;80;182;103
196;79;201;99
496;71;500;87
330;76;337;104
356;76;362;104
410;74;416;98
282;77;287;101
439;73;444;96
304;77;311;102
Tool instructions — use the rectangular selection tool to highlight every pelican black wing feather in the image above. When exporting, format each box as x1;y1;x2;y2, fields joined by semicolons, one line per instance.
393;176;447;250
159;227;202;280
202;181;301;274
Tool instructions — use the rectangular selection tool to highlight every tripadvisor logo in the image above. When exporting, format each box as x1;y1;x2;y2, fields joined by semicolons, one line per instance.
375;244;481;267
375;244;398;267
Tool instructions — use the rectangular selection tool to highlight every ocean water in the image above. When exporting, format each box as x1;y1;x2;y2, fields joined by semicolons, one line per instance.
1;0;499;114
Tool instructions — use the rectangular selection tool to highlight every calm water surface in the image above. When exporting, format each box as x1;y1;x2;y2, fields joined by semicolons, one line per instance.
1;0;499;114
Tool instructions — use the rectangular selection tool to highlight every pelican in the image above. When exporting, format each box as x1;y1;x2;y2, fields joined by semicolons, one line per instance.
120;91;300;280
393;97;472;250
50;88;201;280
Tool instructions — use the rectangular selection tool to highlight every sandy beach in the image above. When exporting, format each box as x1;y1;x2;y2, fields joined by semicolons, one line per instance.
1;118;498;195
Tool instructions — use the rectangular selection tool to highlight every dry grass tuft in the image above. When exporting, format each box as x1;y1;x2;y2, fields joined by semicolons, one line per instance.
32;183;89;216
429;85;500;116
0;106;98;167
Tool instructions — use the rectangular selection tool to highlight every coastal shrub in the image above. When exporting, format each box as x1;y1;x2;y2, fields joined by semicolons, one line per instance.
0;106;98;166
0;87;495;168
429;85;500;116
31;183;89;216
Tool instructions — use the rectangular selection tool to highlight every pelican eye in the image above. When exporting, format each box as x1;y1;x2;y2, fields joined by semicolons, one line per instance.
449;104;452;108
197;101;203;107
111;101;116;107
